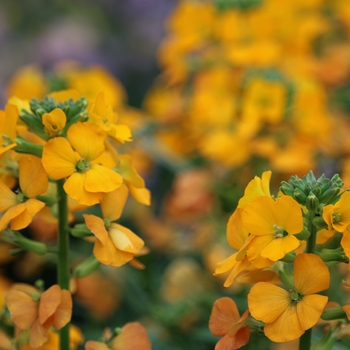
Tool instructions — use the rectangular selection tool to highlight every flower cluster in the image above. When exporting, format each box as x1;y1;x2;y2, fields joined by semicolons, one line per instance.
0;65;151;348
210;170;350;348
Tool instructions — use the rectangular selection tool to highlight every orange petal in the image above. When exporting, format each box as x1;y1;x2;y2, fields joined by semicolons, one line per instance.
67;122;106;161
39;285;62;325
209;297;240;336
42;108;67;137
83;214;109;246
48;89;81;103
10;199;45;230
341;229;350;265
100;184;129;221
0;203;26;231
29;318;50;348
6;289;38;329
264;304;303;342
293;253;330;294
19;155;48;197
296;294;328;331
64;172;102;206
93;238;133;267
0;180;18;212
52;289;72;330
84;164;123;193
260;235;300;261
248;282;290;324
42;137;77;179
215;330;250;350
108;224;144;253
110;322;151;350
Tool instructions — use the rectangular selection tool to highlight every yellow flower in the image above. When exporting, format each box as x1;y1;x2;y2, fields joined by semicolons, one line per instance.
42;122;123;206
243;196;303;262
84;184;145;267
322;191;350;232
88;92;132;143
6;284;72;348
237;170;272;209
0;155;48;231
0;104;18;157
248;253;330;342
42;108;67;137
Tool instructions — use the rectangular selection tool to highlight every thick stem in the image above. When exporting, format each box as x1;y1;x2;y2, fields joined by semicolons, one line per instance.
57;179;70;350
299;210;317;350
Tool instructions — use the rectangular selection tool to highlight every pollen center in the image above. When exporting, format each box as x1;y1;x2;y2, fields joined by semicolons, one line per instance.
76;158;90;172
273;224;287;238
333;212;341;224
290;290;302;303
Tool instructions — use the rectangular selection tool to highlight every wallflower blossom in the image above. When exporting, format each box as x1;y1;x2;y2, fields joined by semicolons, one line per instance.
0;155;48;231
85;322;151;350
83;184;145;267
209;297;250;350
42;122;123;206
248;253;330;342
88;92;132;144
6;284;72;348
242;196;303;262
41;108;66;137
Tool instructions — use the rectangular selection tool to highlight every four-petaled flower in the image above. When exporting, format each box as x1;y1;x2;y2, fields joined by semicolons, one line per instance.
42;122;123;206
248;253;330;342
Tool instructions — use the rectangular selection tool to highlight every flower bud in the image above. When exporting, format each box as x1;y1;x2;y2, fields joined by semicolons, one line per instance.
306;191;319;212
73;255;100;278
70;223;93;238
321;307;346;320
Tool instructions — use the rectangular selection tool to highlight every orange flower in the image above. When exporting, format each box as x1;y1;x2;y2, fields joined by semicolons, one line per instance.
83;184;145;267
248;253;330;342
6;284;72;348
85;322;151;350
88;92;132;143
243;196;303;262
0;155;48;231
41;108;66;137
209;297;250;350
42;122;123;206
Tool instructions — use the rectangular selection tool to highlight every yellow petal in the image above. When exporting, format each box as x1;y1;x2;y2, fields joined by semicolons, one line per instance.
5;289;38;330
108;224;144;253
294;253;330;294
83;214;109;246
42;108;67;137
0;180;18;212
296;294;328;331
84;163;123;193
248;282;290;323
67;122;106;161
264;304;303;342
48;89;80;103
226;208;249;250
64;172;102;206
10;199;45;231
19;155;48;197
93;237;133;267
100;184;129;221
42;137;76;179
129;185;151;206
0;204;26;231
260;235;300;261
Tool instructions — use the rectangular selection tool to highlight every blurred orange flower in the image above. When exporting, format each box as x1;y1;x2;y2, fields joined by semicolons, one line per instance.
6;284;72;348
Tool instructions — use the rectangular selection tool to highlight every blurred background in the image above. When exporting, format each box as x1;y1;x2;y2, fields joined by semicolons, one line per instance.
2;0;350;349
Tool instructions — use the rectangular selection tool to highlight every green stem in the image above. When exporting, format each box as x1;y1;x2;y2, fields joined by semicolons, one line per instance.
57;179;70;350
299;210;317;350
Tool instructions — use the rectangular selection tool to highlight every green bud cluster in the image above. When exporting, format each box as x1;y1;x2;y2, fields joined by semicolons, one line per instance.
214;0;262;11
19;96;89;140
280;171;344;212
